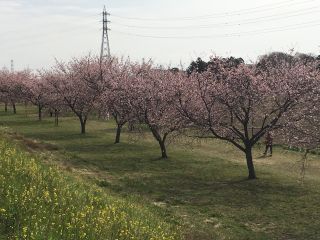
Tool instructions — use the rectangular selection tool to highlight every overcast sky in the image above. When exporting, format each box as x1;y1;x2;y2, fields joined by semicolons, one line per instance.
0;0;319;70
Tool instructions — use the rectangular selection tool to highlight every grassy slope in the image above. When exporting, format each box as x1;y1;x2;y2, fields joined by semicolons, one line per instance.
1;105;320;240
0;138;180;240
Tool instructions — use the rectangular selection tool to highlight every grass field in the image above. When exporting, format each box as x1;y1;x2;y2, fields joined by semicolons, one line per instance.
1;105;320;240
0;138;180;240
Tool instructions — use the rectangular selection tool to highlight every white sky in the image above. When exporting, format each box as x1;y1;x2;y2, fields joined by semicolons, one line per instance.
0;0;319;70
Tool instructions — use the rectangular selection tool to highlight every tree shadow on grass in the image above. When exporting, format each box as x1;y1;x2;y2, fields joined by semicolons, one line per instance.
114;169;310;210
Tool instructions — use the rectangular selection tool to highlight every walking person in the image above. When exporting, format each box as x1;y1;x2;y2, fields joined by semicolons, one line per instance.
264;131;273;157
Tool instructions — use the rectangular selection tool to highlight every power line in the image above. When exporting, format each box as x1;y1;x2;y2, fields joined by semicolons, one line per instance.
112;6;320;30
111;0;316;21
0;18;99;43
0;24;100;50
0;13;100;37
0;11;101;50
112;19;320;39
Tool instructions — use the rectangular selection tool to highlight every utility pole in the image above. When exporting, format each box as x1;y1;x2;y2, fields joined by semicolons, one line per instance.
10;60;14;72
100;5;111;62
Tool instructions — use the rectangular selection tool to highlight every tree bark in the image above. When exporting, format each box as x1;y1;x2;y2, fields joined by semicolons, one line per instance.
79;117;86;134
128;121;134;131
12;102;16;114
159;140;168;159
54;110;59;126
4;102;7;112
245;146;256;179
24;101;28;117
38;104;42;121
149;126;169;159
115;124;122;144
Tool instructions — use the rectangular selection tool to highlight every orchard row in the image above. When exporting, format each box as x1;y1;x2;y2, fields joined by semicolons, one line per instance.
1;52;319;179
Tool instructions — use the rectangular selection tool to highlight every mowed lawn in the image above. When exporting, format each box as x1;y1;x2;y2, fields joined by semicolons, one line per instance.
1;105;320;240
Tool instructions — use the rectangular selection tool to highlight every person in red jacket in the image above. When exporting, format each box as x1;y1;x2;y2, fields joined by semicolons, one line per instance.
263;131;273;157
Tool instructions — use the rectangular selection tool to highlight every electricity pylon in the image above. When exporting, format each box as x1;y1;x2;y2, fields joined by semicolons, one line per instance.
100;5;111;62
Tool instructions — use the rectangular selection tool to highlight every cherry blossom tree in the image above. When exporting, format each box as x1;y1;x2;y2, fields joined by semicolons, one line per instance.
99;59;134;144
275;99;319;182
0;69;10;112
1;52;319;181
0;69;29;114
276;58;320;179
129;63;187;158
38;71;65;126
51;56;102;134
177;57;315;179
259;53;320;147
21;72;50;121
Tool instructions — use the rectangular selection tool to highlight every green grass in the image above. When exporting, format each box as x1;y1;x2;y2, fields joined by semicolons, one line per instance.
0;136;180;240
1;105;320;239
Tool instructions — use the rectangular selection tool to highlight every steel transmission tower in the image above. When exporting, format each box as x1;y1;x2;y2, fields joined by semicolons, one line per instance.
11;60;14;72
100;6;111;62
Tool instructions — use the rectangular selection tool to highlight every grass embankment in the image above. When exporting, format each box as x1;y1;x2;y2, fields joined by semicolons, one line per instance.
0;138;180;239
1;105;320;239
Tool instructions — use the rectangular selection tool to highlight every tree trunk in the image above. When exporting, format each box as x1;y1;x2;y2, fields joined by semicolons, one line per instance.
245;146;256;179
149;126;169;159
38;104;42;121
50;111;53;117
79;117;86;134
24;101;28;117
4;102;7;112
128;121;134;131
54;110;59;126
12;102;16;114
159;140;168;159
115;124;122;144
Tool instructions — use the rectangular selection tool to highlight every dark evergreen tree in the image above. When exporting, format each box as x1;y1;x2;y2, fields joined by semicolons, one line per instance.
186;57;208;75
